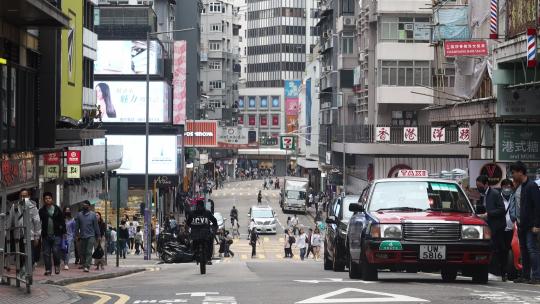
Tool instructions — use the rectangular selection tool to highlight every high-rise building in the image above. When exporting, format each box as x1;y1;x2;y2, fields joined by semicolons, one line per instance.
236;0;319;174
199;0;241;122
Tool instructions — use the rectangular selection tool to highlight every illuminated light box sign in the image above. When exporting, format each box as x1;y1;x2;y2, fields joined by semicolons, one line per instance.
95;81;170;123
95;40;161;75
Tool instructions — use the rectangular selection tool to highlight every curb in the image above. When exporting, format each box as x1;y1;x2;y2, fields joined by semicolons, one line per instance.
39;267;146;286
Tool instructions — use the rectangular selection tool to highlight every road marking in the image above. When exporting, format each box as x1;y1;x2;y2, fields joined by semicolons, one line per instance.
294;278;375;284
296;288;429;303
85;289;131;304
263;237;270;242
134;300;186;303
241;254;247;259
202;296;237;304
176;292;220;297
73;289;111;304
258;254;266;259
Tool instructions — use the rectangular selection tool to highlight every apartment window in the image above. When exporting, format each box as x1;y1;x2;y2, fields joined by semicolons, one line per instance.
209;41;221;51
271;96;280;108
391;111;417;126
272;115;279;126
341;33;354;54
248;115;256;126
340;0;354;14
380;16;431;42
210;23;222;32
260;97;268;108
238;97;245;108
248;96;256;108
380;60;431;87
209;99;222;108
260;115;268;126
209;81;223;89
209;2;222;13
238;115;244;125
208;60;222;70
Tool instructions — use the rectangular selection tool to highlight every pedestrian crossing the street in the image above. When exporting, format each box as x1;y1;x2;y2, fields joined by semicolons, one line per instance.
215;236;323;263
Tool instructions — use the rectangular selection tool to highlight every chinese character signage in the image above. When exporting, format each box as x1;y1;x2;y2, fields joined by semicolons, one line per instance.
403;127;418;142
67;165;81;179
496;124;540;162
444;41;488;57
44;152;61;165
458;127;470;142
1;152;36;189
45;165;60;179
66;150;81;165
431;127;446;142
375;127;390;142
497;86;540;117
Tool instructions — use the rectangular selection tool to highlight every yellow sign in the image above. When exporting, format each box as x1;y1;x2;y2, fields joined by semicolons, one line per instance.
67;165;81;179
0;58;6;65
60;1;83;120
45;165;60;178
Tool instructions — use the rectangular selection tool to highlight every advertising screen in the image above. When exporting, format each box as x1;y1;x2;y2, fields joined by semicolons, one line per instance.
95;81;170;123
95;40;161;75
96;135;177;175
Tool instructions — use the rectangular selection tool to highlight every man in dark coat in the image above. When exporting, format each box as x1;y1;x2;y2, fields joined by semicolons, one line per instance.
510;162;540;284
38;192;66;275
476;175;506;280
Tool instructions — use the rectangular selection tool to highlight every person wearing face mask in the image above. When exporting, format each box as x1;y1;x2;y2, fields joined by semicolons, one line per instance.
498;179;517;281
476;175;506;282
74;200;101;272
63;207;77;270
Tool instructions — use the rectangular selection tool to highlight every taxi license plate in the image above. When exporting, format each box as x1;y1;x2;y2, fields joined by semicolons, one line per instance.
419;245;446;260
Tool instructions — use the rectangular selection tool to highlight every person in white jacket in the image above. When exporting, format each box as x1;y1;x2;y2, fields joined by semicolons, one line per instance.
296;228;308;261
7;189;42;274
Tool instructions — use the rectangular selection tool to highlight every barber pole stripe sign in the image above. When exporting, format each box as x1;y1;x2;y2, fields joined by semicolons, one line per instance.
490;0;497;39
527;28;537;68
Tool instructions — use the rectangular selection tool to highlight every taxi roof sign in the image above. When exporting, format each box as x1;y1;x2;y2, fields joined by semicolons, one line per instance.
0;58;6;65
397;169;429;177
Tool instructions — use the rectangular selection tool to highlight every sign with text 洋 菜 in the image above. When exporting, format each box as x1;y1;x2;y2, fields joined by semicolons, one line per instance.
496;124;540;162
280;136;296;150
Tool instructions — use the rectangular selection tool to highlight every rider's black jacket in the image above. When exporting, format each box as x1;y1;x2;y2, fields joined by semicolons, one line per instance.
187;209;218;240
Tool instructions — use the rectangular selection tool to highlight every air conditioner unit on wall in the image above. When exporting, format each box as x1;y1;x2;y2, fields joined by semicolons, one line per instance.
343;16;355;26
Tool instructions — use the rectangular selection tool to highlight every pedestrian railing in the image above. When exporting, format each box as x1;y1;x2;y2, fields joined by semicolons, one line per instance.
0;200;34;293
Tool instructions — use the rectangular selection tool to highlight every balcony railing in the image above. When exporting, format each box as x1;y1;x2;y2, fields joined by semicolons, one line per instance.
331;125;466;145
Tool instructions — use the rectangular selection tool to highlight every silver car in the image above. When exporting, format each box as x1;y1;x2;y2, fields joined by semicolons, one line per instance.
249;206;277;234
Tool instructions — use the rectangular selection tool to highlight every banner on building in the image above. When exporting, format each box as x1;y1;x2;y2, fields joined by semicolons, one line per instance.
285;80;301;133
507;0;537;38
444;41;488;57
216;126;258;149
432;7;471;41
173;40;187;125
497;86;540;117
306;78;312;143
496;124;540;162
184;120;218;147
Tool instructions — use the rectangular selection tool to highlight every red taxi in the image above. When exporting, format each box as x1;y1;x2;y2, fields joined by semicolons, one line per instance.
346;176;492;283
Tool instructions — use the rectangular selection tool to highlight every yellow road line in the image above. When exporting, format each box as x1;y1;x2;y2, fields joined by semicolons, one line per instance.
73;289;111;304
88;289;130;304
258;254;266;259
241;254;247;260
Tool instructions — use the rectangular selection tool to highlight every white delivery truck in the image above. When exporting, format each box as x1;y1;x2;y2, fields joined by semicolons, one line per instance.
279;177;308;213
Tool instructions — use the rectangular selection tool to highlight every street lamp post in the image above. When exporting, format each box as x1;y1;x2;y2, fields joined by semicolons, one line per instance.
144;28;195;260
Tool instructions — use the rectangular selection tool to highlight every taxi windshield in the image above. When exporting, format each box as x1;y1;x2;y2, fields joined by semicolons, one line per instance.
368;181;472;213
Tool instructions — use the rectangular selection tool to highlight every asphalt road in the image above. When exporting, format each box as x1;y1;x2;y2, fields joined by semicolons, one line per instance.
68;179;540;303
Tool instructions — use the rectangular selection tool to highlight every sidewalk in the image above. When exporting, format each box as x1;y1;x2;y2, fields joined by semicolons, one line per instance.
0;282;78;304
2;252;155;286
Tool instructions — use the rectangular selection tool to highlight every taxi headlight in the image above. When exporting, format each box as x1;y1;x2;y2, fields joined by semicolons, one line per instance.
380;224;402;239
461;225;483;240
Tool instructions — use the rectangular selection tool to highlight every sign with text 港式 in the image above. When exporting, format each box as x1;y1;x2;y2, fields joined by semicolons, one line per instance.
496;124;540;162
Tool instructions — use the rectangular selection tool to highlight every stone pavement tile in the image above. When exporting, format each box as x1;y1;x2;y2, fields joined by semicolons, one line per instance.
0;282;78;304
3;256;147;286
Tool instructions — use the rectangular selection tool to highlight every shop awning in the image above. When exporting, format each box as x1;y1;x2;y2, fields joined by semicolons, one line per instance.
297;157;319;169
0;0;70;28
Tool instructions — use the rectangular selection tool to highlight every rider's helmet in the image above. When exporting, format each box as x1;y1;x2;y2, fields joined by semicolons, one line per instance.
195;199;206;212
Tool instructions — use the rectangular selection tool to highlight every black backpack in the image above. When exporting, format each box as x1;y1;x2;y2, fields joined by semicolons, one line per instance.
288;236;296;244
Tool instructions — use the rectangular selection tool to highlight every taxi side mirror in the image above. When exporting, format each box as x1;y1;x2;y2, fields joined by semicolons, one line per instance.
326;216;337;224
349;203;364;213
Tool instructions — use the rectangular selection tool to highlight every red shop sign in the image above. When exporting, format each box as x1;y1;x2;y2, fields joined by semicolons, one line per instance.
66;150;81;165
44;152;61;165
444;40;488;57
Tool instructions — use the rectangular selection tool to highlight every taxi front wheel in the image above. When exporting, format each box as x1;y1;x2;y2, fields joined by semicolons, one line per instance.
360;253;378;281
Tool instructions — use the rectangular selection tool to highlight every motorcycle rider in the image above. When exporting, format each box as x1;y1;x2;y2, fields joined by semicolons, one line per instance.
187;199;218;265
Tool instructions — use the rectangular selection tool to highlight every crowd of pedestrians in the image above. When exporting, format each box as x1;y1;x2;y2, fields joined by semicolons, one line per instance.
283;227;322;261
